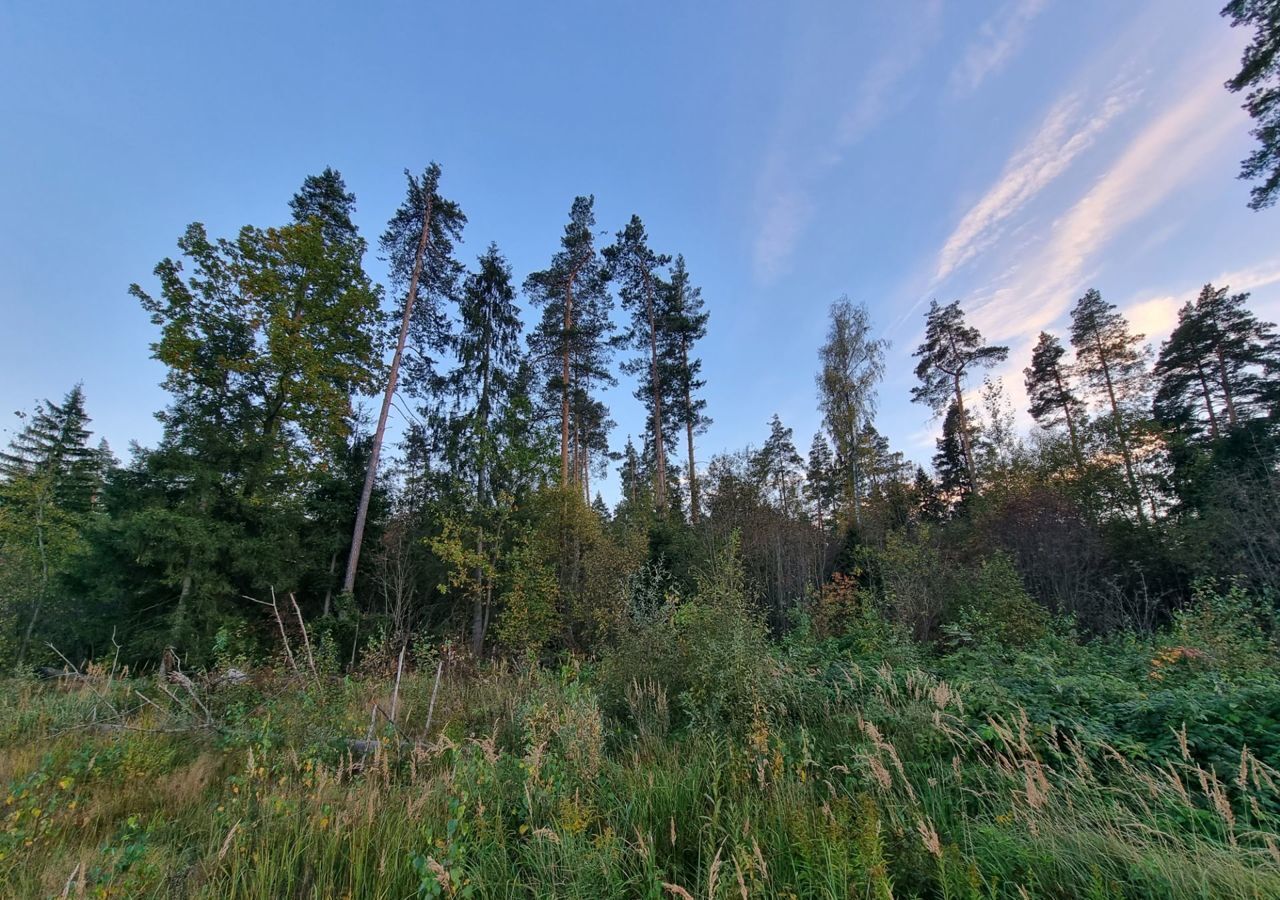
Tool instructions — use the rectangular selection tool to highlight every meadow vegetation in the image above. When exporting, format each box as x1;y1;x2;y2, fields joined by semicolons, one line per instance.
3;553;1279;898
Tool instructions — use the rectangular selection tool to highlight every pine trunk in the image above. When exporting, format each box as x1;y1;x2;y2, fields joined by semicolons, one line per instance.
1195;362;1221;439
560;265;581;487
1053;368;1084;469
1093;333;1146;525
682;334;699;524
1213;345;1239;427
643;271;667;510
344;193;434;595
952;374;976;491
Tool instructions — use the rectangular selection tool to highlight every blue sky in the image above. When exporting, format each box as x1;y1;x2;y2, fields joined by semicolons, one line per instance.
2;1;1277;497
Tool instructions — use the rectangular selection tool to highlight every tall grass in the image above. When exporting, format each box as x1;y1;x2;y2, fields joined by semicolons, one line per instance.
2;657;1278;898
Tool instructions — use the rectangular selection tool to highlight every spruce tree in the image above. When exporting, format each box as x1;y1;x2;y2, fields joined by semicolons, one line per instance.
0;385;100;513
0;386;104;663
753;414;804;513
913;466;946;523
289;166;360;246
436;244;527;654
618;436;644;510
805;432;838;530
933;399;972;502
129;170;384;641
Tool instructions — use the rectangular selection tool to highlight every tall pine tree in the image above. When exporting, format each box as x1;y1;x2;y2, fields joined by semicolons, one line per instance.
1221;0;1280;210
525;196;615;491
1069;288;1150;522
660;256;710;524
344;164;465;595
1154;282;1280;439
911;300;1007;490
604;216;673;510
1024;331;1085;468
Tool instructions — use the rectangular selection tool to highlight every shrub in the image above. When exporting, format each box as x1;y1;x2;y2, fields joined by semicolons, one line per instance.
877;529;952;641
671;534;776;732
947;551;1049;648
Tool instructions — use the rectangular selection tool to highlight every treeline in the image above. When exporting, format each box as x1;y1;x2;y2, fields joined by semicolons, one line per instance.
1;165;1278;669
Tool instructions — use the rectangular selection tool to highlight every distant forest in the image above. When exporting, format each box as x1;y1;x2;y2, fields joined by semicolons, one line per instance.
0;157;1277;670
2;0;1280;675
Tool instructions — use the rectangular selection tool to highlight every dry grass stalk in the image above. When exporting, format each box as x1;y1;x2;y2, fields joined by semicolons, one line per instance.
708;843;724;898
917;817;942;858
59;862;81;899
423;656;444;739
217;820;241;861
389;643;406;725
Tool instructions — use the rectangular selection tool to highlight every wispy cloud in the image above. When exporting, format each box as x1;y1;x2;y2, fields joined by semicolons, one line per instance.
911;31;1249;441
838;11;942;149
752;3;943;283
951;0;1050;95
931;82;1137;286
969;65;1243;345
1123;259;1280;344
752;175;813;286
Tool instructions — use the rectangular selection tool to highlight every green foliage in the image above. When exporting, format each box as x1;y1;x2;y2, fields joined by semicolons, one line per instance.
1221;0;1280;210
1169;577;1278;676
597;535;775;735
5;597;1280;899
493;529;560;658
877;528;952;641
11;159;1280;897
672;537;776;732
948;552;1049;648
0;385;106;667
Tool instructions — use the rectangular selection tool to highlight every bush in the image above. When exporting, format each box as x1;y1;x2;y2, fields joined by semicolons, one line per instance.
595;534;777;736
947;551;1049;648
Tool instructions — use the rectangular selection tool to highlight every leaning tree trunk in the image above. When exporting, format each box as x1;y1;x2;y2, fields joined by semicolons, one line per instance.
1053;368;1084;470
343;193;434;595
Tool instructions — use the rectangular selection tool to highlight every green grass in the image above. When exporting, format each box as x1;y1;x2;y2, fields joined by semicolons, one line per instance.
2;648;1279;899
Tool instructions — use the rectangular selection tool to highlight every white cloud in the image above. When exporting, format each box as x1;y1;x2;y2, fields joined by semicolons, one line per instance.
932;83;1137;286
968;67;1243;345
1122;259;1280;345
753;181;814;284
1125;295;1183;340
951;0;1050;95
